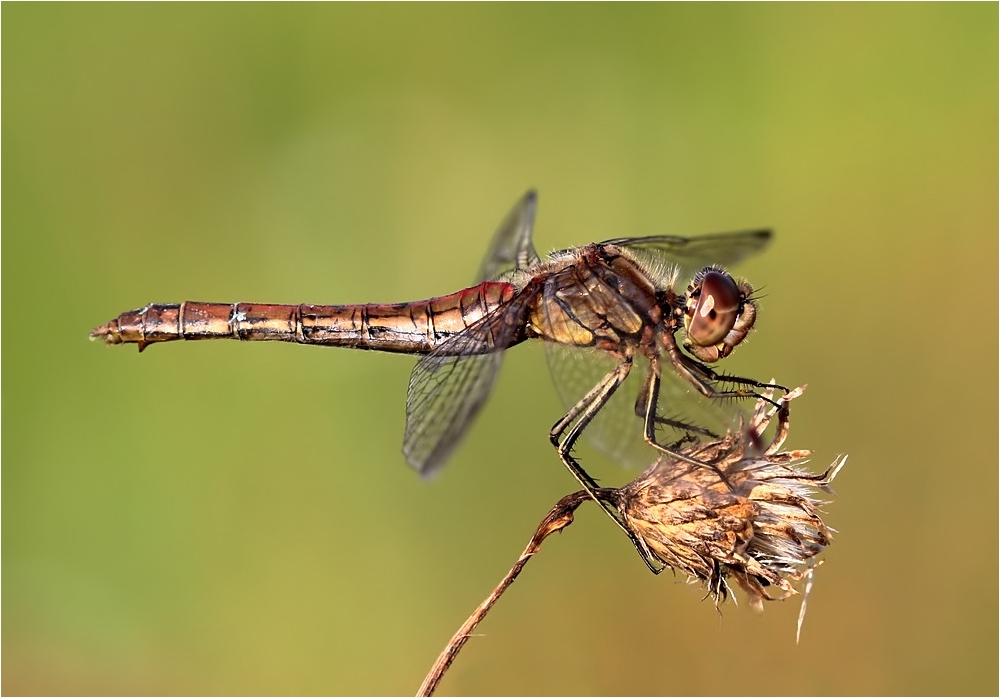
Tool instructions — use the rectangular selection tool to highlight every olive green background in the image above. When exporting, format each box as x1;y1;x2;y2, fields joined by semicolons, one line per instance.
4;4;997;695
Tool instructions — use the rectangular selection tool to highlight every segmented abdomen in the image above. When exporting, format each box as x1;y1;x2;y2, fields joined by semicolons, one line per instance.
90;282;518;355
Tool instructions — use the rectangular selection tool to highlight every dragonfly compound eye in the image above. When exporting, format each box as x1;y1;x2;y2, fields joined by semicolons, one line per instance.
683;268;757;362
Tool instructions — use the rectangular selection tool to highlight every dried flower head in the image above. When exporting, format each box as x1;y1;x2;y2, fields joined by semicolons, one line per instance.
418;390;841;693
612;386;844;632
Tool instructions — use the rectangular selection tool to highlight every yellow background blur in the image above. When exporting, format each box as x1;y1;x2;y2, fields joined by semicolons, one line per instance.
3;4;996;695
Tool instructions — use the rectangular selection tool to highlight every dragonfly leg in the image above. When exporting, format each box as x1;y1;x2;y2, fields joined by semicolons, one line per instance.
549;358;665;574
632;374;719;440
663;334;787;408
639;366;737;490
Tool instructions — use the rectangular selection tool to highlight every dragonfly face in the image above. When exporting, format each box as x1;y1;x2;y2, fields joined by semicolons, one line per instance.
681;266;757;363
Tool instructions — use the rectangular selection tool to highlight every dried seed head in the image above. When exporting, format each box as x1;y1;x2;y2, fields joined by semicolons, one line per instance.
614;387;843;622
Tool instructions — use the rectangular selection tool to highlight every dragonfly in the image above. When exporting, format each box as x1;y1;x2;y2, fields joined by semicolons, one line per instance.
91;190;784;571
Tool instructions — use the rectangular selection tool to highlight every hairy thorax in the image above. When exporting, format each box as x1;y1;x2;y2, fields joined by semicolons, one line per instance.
526;244;669;359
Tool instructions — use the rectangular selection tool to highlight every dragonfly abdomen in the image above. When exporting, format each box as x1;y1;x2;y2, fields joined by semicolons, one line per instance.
90;301;308;351
90;282;518;354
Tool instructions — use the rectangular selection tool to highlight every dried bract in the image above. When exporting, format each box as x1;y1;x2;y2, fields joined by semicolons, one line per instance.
613;387;843;614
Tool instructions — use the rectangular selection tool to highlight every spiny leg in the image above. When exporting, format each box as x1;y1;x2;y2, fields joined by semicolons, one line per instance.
632;373;719;440
549;358;664;574
548;358;630;495
639;365;736;489
665;341;789;458
663;334;787;406
641;337;788;486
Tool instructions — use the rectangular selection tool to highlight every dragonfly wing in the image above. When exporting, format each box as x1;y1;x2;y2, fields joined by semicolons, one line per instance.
403;289;538;475
404;191;540;475
404;352;505;476
604;229;772;281
476;190;542;282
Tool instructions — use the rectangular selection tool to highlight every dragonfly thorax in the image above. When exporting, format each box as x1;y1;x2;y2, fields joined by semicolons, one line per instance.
525;243;670;354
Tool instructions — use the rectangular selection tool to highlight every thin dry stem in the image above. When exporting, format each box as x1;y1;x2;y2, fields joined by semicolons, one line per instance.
416;490;591;697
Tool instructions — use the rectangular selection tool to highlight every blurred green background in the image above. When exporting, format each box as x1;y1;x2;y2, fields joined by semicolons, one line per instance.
3;4;997;695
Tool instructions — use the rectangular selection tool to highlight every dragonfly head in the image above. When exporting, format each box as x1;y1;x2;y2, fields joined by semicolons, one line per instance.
682;267;757;363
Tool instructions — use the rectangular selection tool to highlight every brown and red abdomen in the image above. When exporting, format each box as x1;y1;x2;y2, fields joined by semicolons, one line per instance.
91;282;518;354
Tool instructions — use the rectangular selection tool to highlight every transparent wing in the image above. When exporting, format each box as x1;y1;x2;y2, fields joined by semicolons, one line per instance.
602;229;772;281
403;289;539;476
476;190;541;282
404;352;503;476
403;191;541;475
